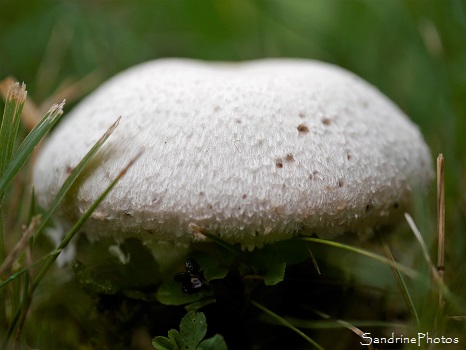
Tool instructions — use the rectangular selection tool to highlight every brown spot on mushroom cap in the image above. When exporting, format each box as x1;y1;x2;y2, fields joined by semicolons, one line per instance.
297;124;310;135
309;170;320;181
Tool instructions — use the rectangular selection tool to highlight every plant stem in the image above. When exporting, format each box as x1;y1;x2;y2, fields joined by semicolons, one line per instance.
251;301;324;350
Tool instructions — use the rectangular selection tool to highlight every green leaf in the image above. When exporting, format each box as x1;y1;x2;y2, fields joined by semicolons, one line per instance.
168;329;185;349
185;297;217;312
203;266;229;281
252;239;309;268
156;279;205;306
250;240;310;285
152;336;175;350
263;261;286;286
198;334;228;350
179;311;207;349
188;250;231;282
198;232;253;265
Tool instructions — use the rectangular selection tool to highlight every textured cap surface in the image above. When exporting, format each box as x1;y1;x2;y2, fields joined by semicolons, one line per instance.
33;58;433;248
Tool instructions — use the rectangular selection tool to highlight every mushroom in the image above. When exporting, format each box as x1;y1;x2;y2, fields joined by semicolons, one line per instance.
32;58;433;264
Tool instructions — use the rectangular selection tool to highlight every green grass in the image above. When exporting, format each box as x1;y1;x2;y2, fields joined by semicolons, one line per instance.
0;84;127;348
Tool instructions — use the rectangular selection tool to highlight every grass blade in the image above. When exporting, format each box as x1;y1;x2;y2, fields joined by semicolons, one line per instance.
311;309;375;350
251;301;325;350
0;82;27;265
404;213;435;270
0;100;64;197
280;317;405;330
32;116;121;240
380;239;420;328
306;244;321;275
1;115;123;348
0;117;121;290
0;82;27;177
32;150;142;291
0;255;49;290
298;237;419;279
2;151;142;349
404;213;462;312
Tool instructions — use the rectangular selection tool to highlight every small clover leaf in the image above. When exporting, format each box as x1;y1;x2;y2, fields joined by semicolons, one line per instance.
152;335;177;350
168;329;185;349
179;311;207;349
152;311;227;350
198;334;228;350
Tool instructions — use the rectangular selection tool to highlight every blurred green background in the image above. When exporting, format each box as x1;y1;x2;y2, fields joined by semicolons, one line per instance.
1;0;465;349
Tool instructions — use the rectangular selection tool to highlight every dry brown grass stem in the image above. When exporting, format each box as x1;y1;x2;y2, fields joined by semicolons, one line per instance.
38;69;102;115
0;215;41;276
0;77;42;132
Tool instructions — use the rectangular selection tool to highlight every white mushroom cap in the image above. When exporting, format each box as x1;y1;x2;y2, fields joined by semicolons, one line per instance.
33;58;433;251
